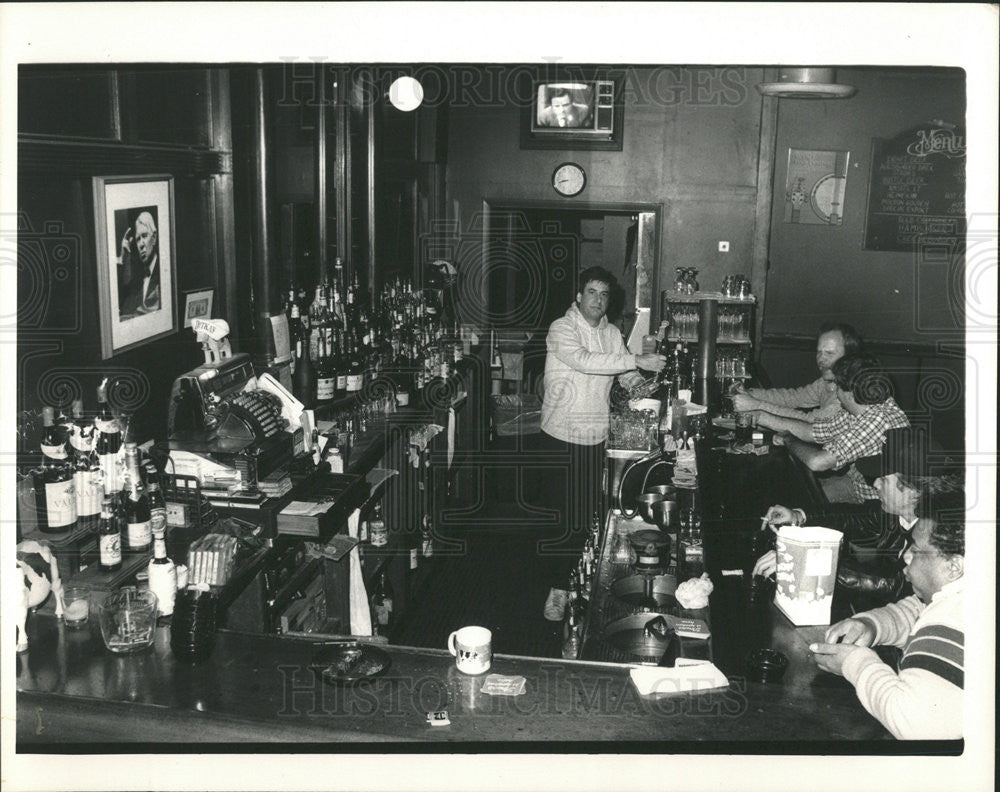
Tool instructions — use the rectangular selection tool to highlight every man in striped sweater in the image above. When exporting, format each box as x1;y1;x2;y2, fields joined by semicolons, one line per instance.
808;516;963;739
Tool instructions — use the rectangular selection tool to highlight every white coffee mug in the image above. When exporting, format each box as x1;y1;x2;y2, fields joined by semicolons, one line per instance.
448;626;492;675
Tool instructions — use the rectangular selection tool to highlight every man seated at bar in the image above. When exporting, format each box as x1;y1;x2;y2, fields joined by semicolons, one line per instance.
539;265;667;620
733;322;863;422
753;426;964;605
755;352;909;502
808;514;964;740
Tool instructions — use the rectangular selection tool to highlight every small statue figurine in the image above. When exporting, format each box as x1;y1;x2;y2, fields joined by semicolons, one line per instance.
16;540;65;652
192;318;233;365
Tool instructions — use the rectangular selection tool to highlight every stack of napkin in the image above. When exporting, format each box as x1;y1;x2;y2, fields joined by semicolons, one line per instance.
629;659;728;695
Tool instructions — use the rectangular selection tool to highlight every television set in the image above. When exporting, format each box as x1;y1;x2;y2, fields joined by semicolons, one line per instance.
521;76;623;150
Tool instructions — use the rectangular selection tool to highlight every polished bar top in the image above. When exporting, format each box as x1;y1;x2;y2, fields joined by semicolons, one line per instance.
17;605;890;747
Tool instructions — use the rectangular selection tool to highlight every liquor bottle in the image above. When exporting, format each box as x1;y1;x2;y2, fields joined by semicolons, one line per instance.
368;500;388;547
95;379;123;497
308;284;327;361
121;443;152;553
749;524;776;604
315;332;336;402
370;568;394;633
392;335;411;407
334;330;349;398
36;406;78;533
97;494;122;572
561;610;581;660
70;398;103;532
287;302;302;375
421;514;434;558
345;333;364;393
292;323;317;409
147;520;177;616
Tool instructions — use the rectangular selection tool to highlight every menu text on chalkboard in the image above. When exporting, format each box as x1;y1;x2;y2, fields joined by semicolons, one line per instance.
863;125;965;251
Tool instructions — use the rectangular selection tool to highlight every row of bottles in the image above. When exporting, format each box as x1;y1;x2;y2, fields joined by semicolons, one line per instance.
562;514;602;659
33;379;132;535
286;261;463;410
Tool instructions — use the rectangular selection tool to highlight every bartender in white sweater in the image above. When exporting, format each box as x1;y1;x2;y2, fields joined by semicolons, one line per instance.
809;515;964;739
538;266;666;620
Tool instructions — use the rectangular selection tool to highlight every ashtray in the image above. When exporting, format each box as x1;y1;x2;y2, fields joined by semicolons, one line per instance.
745;648;789;683
311;642;391;685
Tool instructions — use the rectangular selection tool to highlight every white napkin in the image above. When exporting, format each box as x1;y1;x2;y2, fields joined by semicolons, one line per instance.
347;509;373;636
629;659;729;695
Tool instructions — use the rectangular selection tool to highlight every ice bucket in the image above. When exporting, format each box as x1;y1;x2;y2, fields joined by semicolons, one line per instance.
773;525;843;626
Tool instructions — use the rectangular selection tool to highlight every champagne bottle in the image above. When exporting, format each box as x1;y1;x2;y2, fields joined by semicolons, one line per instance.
36;406;78;533
70;398;102;531
148;521;177;616
97;494;122;572
121;443;152;553
145;461;168;541
95;379;123;496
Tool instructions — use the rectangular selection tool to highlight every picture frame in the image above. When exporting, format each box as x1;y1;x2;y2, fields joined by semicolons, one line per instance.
92;174;177;359
520;70;624;151
183;288;214;328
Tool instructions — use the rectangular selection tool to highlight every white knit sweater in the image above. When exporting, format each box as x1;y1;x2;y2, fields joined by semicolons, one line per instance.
842;577;963;739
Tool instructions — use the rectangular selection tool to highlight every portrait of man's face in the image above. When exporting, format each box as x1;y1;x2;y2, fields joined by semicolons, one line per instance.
134;212;158;268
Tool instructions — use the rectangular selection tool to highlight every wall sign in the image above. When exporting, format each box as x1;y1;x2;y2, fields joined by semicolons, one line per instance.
783;149;850;225
863;124;965;251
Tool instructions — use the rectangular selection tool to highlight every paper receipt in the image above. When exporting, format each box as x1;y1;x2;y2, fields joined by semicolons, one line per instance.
480;674;527;696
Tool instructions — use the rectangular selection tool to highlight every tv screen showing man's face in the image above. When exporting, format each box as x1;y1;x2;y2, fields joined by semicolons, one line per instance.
536;84;594;129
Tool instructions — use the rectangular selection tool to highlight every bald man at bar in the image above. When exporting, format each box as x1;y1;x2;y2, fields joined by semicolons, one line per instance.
734;323;864;423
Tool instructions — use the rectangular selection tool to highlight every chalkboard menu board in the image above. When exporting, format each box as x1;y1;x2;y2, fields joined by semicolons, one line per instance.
863;125;965;251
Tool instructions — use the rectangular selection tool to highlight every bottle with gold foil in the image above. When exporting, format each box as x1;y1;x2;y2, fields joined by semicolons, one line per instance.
98;494;122;572
148;522;177;616
121;443;152;553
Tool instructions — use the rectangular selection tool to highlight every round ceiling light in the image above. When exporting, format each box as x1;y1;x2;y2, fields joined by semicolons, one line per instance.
757;67;857;99
388;76;424;112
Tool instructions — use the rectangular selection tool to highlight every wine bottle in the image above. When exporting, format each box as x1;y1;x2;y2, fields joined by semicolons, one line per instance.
121;443;152;553
334;330;348;397
36;406;78;533
292;321;317;409
148;521;177;616
95;379;123;497
97;494;122;572
70;398;102;532
346;332;364;393
315;331;336;402
288;301;302;375
370;568;394;632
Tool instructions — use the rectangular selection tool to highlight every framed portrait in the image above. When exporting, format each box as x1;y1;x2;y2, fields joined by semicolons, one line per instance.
520;72;623;151
183;288;214;328
92;175;177;359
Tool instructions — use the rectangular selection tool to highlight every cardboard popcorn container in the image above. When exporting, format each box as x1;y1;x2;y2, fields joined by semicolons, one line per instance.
773;525;844;626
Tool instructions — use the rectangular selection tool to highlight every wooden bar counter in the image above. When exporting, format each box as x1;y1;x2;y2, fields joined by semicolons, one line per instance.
17;608;895;748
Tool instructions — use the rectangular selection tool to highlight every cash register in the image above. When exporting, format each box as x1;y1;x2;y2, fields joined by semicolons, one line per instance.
167;320;304;492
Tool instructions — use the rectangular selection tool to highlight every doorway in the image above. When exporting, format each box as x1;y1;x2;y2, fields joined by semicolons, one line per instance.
481;200;660;388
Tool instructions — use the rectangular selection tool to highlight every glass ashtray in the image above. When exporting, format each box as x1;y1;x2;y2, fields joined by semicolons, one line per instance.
98;587;158;654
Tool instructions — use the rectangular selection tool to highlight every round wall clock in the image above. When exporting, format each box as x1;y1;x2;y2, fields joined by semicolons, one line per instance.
552;162;586;197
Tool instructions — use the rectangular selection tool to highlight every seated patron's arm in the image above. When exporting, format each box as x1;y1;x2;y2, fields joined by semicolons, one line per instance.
840;592;964;739
745;379;840;422
774;411;854;472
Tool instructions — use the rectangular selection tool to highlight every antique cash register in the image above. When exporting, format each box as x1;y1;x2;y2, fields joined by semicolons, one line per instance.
167;320;304;493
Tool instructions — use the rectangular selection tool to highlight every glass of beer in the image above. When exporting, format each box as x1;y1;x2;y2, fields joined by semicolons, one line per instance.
735;411;755;444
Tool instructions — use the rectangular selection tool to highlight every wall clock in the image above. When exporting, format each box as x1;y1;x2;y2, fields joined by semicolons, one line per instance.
552;162;586;197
